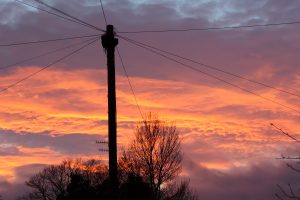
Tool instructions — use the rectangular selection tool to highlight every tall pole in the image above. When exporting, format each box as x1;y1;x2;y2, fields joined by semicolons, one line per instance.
101;25;118;199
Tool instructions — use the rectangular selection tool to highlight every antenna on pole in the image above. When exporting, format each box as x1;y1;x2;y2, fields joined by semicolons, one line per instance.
101;24;118;200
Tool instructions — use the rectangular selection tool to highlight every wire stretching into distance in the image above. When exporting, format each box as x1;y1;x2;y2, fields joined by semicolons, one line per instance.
119;36;300;99
0;34;99;47
0;37;100;93
32;0;104;32
118;21;300;34
119;36;300;115
97;0;144;120
99;0;108;25
15;0;86;27
0;36;99;70
15;0;101;32
116;47;144;120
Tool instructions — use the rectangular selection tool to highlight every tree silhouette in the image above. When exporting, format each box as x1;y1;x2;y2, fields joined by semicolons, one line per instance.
119;173;152;200
66;173;96;200
120;113;182;200
19;159;153;200
18;115;197;200
19;159;108;200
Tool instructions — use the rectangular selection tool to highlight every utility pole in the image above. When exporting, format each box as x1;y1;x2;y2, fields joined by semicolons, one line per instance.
101;25;118;199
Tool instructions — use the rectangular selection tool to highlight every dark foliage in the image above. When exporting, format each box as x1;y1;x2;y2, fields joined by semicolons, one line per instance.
18;115;198;200
119;114;182;200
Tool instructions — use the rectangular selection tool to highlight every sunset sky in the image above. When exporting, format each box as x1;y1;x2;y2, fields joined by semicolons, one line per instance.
1;0;300;199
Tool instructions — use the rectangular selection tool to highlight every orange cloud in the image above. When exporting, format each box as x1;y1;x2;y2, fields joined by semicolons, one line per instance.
0;65;299;182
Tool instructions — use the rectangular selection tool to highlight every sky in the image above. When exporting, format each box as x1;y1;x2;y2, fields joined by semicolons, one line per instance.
1;0;300;199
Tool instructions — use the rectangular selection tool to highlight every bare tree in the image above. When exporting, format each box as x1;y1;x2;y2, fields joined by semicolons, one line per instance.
19;115;189;200
20;159;108;200
120;113;182;200
24;160;77;200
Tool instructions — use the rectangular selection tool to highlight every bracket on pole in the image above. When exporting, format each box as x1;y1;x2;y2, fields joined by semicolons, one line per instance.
101;25;118;53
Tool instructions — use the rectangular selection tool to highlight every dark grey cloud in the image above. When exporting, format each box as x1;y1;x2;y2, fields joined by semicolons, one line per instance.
0;176;28;200
1;0;300;89
0;146;23;156
14;164;48;183
183;156;300;200
1;166;46;200
0;129;104;155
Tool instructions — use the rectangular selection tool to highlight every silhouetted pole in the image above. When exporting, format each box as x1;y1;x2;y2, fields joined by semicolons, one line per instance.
101;25;118;199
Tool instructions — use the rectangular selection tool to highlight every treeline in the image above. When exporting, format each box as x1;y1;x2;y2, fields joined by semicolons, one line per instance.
17;115;198;200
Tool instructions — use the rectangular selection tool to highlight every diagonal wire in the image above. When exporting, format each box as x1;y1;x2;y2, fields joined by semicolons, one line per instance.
0;34;99;47
0;37;99;93
118;35;300;99
99;0;108;25
15;0;100;31
118;21;300;34
0;36;99;70
270;123;300;143
119;36;300;114
33;0;104;32
116;47;144;120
